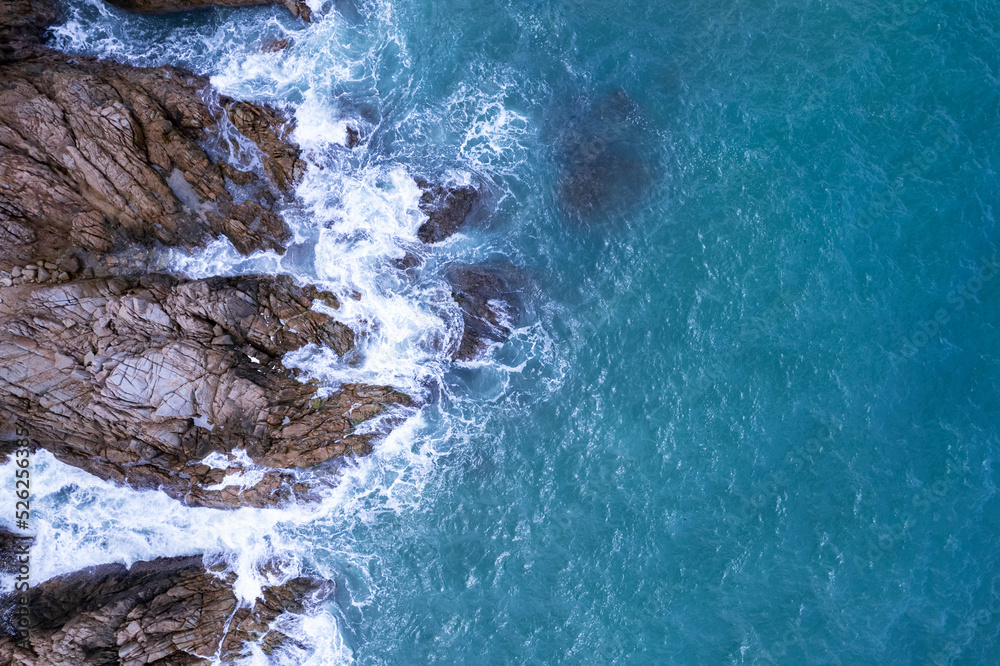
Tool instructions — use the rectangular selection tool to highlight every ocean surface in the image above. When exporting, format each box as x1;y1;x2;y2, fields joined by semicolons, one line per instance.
3;0;999;662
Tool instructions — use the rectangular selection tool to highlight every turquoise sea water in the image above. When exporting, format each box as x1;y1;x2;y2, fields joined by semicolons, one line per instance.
28;0;1000;662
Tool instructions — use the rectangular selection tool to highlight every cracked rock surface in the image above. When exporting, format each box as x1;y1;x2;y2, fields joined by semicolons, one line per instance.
0;0;305;272
0;555;330;665
414;177;487;244
0;274;412;508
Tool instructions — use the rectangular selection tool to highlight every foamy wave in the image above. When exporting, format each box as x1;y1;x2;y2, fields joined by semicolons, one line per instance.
0;410;444;663
35;0;541;660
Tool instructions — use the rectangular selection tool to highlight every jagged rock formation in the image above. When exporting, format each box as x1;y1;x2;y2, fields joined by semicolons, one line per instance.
0;0;57;63
0;0;416;510
220;574;322;659
415;178;487;244
0;274;412;508
0;0;305;273
446;264;521;361
0;0;411;660
0;555;330;664
104;0;311;21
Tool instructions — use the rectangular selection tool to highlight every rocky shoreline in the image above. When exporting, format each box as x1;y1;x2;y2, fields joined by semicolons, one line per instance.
0;548;330;664
0;0;521;659
0;273;412;508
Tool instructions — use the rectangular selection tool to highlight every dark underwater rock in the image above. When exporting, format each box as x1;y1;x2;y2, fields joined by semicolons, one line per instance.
554;89;658;222
262;36;291;53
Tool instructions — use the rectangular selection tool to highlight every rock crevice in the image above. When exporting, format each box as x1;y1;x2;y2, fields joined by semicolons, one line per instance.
0;0;306;272
0;274;411;508
0;555;330;665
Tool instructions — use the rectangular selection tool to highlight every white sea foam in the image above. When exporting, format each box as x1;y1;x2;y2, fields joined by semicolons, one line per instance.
0;411;443;657
30;0;542;661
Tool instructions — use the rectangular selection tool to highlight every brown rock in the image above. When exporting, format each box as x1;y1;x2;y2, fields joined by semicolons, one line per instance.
0;274;412;508
0;555;330;665
393;252;422;271
103;0;311;21
446;263;521;361
414;177;488;244
345;125;360;149
0;0;57;63
0;1;305;273
224;100;304;191
57;255;80;274
219;575;328;661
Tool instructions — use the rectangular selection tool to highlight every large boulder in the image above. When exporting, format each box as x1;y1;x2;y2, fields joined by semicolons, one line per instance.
0;4;305;272
0;274;412;508
446;264;521;361
414;177;488;244
0;555;330;664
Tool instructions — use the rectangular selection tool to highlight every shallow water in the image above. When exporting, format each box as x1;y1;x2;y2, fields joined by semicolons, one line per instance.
3;0;999;662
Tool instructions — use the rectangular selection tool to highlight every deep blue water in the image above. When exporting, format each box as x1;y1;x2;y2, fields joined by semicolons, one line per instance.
26;0;1000;662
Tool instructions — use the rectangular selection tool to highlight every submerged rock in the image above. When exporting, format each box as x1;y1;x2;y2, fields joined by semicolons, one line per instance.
104;0;311;21
446;263;521;361
554;89;657;222
262;35;291;52
414;177;488;244
0;555;330;664
345;124;361;149
0;0;305;272
0;274;412;508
